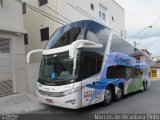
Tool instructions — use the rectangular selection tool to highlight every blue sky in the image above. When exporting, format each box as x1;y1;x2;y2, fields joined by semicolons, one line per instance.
115;0;160;55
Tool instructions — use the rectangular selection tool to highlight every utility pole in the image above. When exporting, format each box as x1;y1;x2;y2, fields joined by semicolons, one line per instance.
130;25;152;39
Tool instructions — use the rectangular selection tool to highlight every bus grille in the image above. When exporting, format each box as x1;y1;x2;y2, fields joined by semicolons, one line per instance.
38;90;64;97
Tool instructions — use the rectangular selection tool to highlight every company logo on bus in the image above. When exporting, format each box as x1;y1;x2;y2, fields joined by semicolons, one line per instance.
84;91;94;98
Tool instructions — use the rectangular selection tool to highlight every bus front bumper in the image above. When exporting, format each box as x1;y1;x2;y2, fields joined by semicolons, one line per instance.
37;91;81;109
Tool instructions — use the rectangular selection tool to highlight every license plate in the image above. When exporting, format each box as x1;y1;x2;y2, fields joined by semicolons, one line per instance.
46;99;53;104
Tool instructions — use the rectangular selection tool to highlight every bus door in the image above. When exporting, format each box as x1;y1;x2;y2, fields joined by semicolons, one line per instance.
81;55;97;107
81;51;103;107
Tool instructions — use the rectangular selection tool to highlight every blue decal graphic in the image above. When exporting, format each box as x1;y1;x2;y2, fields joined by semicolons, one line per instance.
85;52;150;105
51;72;56;79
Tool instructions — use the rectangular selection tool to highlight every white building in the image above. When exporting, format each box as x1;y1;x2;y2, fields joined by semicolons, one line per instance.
23;0;125;63
0;0;28;96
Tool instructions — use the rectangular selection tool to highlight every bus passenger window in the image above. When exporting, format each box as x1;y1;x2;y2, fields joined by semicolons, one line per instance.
81;51;103;80
107;65;142;79
107;65;128;79
96;59;102;73
82;57;96;79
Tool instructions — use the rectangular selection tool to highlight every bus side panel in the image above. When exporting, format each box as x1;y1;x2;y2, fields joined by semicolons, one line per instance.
81;77;97;107
125;78;143;94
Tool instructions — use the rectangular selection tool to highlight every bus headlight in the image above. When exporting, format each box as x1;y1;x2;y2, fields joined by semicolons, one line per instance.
63;87;81;96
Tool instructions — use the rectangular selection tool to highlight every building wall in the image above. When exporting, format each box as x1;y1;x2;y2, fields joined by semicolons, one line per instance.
99;0;125;35
57;0;125;36
0;0;24;32
27;63;40;95
24;0;58;63
0;0;28;94
0;31;28;93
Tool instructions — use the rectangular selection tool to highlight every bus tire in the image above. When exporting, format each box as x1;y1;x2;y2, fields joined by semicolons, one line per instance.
115;85;123;101
145;81;148;90
142;81;146;92
103;87;113;106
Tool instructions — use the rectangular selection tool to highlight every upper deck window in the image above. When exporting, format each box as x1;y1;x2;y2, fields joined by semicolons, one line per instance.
50;28;81;49
110;35;135;55
86;22;110;53
110;34;143;62
45;21;90;49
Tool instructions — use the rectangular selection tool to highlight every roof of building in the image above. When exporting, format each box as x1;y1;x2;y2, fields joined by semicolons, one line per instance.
151;61;160;68
131;49;151;58
112;0;125;11
141;49;151;55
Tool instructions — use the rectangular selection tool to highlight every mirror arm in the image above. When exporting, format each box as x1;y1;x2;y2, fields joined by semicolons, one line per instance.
26;49;43;63
69;40;103;59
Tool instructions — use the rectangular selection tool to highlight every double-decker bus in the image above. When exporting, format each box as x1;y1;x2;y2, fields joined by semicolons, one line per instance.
27;20;150;109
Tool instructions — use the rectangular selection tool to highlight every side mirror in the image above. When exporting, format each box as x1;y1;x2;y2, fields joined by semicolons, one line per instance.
69;40;103;59
26;49;43;63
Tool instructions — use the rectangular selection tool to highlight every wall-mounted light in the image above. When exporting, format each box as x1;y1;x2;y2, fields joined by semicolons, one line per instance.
16;32;22;36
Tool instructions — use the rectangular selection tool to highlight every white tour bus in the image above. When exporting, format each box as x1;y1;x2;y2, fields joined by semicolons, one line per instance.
27;20;150;109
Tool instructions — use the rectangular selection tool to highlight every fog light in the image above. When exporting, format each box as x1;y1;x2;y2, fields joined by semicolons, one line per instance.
65;99;76;105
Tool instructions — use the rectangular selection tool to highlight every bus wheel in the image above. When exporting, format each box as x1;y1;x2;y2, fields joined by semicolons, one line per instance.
103;87;113;106
115;85;123;101
142;81;146;92
145;81;148;90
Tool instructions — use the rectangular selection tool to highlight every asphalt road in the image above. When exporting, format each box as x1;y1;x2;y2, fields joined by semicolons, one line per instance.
29;80;160;119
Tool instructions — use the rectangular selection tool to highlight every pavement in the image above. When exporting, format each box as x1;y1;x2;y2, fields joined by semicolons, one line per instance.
0;92;47;114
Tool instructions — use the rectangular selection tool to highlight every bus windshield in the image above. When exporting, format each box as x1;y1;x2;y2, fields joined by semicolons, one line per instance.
39;51;80;82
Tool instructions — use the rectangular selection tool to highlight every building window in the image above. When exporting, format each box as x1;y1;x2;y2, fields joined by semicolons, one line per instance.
99;4;107;21
0;39;10;53
99;11;101;18
102;13;106;21
0;0;3;6
91;3;94;11
112;16;114;22
38;0;48;7
40;27;49;41
24;33;28;45
150;70;157;78
121;30;123;37
99;11;106;21
22;2;26;15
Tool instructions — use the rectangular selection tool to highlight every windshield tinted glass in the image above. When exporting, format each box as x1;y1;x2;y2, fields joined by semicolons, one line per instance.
52;28;81;49
45;20;90;49
86;21;110;54
39;51;80;81
107;65;142;79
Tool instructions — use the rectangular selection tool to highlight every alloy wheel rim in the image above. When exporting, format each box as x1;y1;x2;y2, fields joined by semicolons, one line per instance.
117;88;122;99
105;89;112;103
